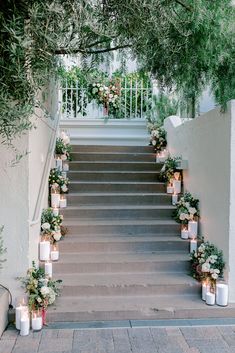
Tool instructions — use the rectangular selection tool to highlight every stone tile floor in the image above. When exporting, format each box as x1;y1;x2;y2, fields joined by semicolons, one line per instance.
2;325;235;353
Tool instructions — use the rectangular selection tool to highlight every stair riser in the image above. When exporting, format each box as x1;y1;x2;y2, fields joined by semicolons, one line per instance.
61;208;174;219
71;153;155;162
53;261;190;274
71;146;155;153
59;241;188;253
68;172;159;182
69;183;165;193
67;194;172;206
70;162;161;172
65;224;180;235
61;283;199;297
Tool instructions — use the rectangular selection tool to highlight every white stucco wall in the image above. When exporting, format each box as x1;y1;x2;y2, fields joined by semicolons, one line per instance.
164;101;235;301
0;82;59;303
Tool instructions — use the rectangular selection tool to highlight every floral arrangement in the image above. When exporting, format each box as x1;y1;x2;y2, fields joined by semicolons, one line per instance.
19;262;62;311
190;241;225;284
159;156;182;183
49;168;69;194
55;137;72;161
149;126;167;152
173;192;200;224
89;80;121;114
41;208;64;242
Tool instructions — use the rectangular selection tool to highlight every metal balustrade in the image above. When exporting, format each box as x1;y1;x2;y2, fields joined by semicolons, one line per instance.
59;78;154;119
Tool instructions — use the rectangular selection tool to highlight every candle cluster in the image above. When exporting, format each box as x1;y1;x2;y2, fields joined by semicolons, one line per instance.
202;281;228;306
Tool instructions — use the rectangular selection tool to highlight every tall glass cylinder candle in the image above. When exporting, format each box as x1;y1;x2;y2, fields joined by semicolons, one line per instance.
45;261;52;277
188;220;198;239
206;292;215;305
39;240;50;261
20;312;30;336
15;304;28;330
52;207;59;217
63;162;69;172
181;226;189;240
51;244;59;261
173;180;181;194
59;195;67;208
216;283;228;306
190;239;197;253
167;185;174;194
31;310;43;331
55;158;62;171
172;193;178;205
202;280;210;301
51;193;60;208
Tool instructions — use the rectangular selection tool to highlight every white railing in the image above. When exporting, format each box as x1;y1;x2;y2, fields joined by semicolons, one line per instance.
59;78;154;119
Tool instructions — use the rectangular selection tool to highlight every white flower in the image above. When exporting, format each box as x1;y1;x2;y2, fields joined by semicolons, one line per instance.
152;140;156;146
37;297;42;303
48;288;56;305
99;87;104;91
53;231;62;241
179;213;187;221
185;202;190;209
41;286;50;296
61;184;68;192
211;273;218;280
201;263;211;272
189;207;197;215
97;83;100;87
42;222;50;230
61;154;67;161
185;214;191;220
109;93;113;98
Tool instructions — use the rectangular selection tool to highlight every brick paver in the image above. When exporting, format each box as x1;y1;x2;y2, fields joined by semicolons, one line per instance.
3;325;235;352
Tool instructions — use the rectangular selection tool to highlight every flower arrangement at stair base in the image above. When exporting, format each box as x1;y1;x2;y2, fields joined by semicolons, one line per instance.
159;156;182;183
41;208;64;243
190;241;225;290
19;262;62;325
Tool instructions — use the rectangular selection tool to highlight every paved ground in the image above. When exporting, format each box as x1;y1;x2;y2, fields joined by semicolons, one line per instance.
2;325;235;353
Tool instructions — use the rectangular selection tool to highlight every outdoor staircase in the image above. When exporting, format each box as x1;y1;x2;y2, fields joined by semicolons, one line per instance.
48;145;206;322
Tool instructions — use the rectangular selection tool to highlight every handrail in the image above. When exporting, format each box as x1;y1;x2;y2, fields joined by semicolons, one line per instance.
29;87;62;226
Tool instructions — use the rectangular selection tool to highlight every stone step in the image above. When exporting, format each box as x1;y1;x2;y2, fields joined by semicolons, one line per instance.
58;236;188;253
63;219;180;236
70;161;161;172
53;252;190;274
69;181;165;193
70;152;156;162
68;171;160;182
71;145;155;153
56;272;198;297
47;294;235;322
66;192;172;206
60;205;175;220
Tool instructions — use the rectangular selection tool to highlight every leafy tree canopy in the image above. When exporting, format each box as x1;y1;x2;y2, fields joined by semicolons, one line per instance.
0;0;234;143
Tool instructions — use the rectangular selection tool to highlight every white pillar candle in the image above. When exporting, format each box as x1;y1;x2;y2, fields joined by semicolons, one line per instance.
31;312;42;331
216;284;228;306
206;292;215;305
167;186;174;194
172;194;178;205
181;228;189;239
190;239;197;253
15;305;28;330
51;193;60;208
61;171;67;179
55;158;63;171
52;207;59;217
51;247;59;261
59;197;67;208
188;221;198;239
63;162;69;172
20;313;30;336
39;241;50;261
173;180;181;194
202;281;210;301
45;261;52;277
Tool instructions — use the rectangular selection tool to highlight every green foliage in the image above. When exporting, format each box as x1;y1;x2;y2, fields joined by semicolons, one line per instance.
55;138;72;161
41;208;63;233
49;168;69;194
159;156;182;183
19;261;62;310
190;242;225;283
147;94;179;127
173;192;200;224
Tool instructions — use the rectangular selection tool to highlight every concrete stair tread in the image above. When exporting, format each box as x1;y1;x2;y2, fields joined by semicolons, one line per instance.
63;205;175;210
60;235;183;243
64;219;178;226
70;161;158;165
56;252;189;264
49;294;230;313
68;171;159;174
68;192;168;196
71;152;155;156
56;272;195;286
69;181;164;185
